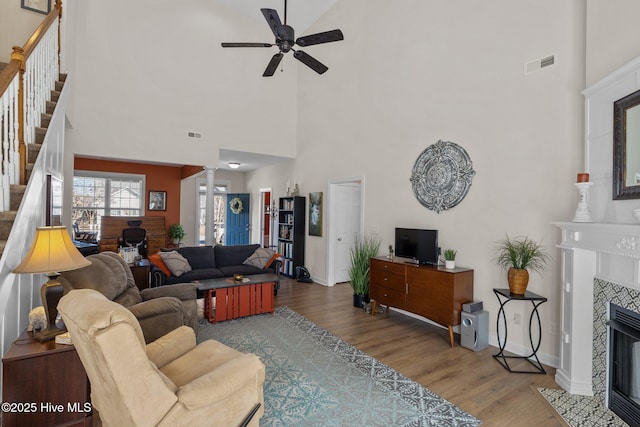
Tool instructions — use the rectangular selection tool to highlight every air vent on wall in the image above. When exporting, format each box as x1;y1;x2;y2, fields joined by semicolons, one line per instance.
524;54;556;76
187;131;202;139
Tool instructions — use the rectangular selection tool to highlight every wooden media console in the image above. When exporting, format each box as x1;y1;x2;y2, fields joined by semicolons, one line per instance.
369;256;474;347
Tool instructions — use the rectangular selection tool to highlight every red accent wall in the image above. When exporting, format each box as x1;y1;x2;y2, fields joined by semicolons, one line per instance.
73;157;184;232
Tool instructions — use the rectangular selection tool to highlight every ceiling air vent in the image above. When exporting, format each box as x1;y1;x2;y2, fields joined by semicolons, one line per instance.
524;54;556;76
187;131;202;139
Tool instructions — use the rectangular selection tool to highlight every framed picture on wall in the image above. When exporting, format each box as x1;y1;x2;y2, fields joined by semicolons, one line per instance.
21;0;51;15
46;174;62;226
309;192;323;236
148;191;166;211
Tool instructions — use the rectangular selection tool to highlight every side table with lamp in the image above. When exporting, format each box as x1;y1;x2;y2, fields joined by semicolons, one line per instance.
11;225;91;341
2;226;93;426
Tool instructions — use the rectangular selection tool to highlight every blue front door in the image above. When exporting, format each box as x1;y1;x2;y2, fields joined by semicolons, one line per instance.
225;193;250;245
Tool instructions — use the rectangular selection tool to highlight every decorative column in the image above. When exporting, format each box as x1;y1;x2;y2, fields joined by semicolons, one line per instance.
204;167;216;246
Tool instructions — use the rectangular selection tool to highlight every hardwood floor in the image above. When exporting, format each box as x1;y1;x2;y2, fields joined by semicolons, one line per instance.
275;278;565;426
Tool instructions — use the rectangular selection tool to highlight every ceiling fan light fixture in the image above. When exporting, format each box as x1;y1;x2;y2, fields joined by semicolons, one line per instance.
229;162;241;169
221;1;344;77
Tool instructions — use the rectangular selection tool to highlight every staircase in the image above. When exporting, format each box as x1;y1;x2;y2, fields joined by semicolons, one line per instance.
0;74;67;258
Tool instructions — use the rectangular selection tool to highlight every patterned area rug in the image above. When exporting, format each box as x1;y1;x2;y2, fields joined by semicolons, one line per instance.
536;388;627;426
197;307;482;426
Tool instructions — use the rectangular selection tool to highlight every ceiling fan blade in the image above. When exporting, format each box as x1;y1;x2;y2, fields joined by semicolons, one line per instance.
296;29;344;47
261;8;288;41
293;50;328;75
263;53;284;77
221;42;274;48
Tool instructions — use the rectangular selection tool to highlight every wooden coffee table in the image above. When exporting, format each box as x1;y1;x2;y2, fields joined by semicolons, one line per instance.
197;273;277;323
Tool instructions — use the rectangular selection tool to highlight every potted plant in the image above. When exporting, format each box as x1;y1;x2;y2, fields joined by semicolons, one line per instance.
348;235;382;308
168;224;186;244
443;249;457;269
495;235;549;295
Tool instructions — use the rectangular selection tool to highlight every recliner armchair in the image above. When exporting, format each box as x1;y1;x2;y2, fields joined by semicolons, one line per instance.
59;289;265;427
59;251;197;343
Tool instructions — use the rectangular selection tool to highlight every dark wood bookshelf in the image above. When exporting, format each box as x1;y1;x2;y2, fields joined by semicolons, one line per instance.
278;196;305;277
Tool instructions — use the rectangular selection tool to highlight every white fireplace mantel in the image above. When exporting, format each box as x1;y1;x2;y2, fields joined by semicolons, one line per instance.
557;222;640;289
555;221;640;396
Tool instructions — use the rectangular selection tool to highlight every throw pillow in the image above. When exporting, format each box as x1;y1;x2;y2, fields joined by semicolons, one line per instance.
243;247;276;269
264;253;282;269
158;251;192;277
148;252;172;276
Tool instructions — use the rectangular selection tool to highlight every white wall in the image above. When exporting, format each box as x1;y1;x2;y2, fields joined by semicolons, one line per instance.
0;1;48;63
248;0;587;363
586;0;640;86
581;1;640;224
63;0;299;168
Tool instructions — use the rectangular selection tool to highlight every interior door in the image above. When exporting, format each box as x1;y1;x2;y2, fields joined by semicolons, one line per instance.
260;189;272;248
225;193;250;245
332;183;362;283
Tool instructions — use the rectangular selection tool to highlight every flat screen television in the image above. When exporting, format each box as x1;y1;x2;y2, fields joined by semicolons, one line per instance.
394;228;439;266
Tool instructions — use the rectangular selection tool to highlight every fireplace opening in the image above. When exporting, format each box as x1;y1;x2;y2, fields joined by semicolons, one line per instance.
608;303;640;427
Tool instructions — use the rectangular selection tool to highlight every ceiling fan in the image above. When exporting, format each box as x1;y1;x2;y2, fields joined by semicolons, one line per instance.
221;0;344;77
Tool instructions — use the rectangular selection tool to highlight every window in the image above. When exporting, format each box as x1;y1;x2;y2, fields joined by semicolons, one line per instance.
72;172;145;234
197;181;228;245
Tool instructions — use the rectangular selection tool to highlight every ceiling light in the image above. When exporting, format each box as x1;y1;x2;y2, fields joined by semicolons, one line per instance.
229;162;240;169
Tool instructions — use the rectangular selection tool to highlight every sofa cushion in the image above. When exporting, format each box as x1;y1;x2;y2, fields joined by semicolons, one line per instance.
165;268;225;285
243;247;276;268
159;251;192;277
214;244;260;268
218;265;274;277
176;246;216;270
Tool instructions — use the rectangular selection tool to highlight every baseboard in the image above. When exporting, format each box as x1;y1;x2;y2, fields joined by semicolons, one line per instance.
311;277;329;286
554;369;594;396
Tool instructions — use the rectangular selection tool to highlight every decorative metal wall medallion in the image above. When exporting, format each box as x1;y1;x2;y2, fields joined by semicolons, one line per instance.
410;140;476;213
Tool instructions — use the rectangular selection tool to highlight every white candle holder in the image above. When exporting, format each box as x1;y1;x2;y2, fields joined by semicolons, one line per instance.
573;182;594;223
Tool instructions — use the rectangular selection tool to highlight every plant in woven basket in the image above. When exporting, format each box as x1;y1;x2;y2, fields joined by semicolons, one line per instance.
495;235;549;295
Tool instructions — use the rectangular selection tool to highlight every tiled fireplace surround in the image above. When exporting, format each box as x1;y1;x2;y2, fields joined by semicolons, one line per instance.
556;222;640;402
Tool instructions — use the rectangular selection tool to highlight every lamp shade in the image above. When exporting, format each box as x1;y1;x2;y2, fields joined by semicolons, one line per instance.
13;226;91;275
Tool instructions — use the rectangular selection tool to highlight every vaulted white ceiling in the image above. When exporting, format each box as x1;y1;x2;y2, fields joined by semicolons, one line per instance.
67;0;343;172
219;0;339;36
211;0;340;171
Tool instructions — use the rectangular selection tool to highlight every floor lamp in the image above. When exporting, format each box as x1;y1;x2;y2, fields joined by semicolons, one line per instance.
13;226;91;342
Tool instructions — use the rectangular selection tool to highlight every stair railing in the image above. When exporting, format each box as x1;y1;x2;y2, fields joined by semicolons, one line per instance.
0;0;62;205
0;0;65;392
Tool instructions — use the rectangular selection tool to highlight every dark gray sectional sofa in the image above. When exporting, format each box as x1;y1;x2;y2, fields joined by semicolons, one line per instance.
149;244;281;294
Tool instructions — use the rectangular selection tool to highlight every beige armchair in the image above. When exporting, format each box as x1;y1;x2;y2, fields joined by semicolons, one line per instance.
59;251;197;343
59;289;265;427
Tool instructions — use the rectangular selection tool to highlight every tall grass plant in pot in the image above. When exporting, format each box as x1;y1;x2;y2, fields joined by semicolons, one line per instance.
495;235;549;295
348;235;382;307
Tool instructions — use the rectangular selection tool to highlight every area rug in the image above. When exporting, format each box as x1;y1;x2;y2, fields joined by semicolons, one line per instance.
536;388;626;427
197;306;481;426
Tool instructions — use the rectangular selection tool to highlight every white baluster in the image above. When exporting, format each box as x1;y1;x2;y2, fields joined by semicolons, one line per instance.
11;78;20;184
1;93;8;211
